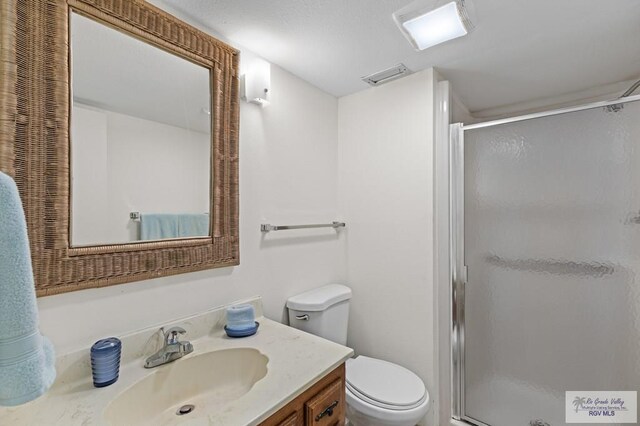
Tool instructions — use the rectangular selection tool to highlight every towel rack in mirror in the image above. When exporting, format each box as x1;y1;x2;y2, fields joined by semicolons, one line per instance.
130;211;210;221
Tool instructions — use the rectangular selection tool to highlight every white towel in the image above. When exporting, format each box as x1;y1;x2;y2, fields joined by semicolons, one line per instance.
0;172;56;406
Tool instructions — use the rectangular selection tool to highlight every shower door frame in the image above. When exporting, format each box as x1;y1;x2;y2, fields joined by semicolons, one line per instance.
449;93;640;426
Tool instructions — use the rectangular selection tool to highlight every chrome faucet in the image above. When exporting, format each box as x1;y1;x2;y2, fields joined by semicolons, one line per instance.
144;326;193;368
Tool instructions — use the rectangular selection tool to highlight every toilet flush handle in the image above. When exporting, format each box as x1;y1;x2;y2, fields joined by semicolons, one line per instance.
295;314;310;321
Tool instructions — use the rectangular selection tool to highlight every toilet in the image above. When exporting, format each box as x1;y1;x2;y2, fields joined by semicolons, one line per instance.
286;284;430;426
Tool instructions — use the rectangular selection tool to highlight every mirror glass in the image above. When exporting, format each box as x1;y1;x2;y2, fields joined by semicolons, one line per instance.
69;12;211;247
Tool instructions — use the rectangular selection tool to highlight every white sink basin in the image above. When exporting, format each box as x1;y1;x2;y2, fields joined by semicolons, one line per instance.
104;348;269;425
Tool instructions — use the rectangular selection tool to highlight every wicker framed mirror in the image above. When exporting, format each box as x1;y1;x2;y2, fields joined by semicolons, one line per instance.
0;0;240;296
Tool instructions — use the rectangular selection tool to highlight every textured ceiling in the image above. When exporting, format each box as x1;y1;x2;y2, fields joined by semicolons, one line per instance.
156;0;640;114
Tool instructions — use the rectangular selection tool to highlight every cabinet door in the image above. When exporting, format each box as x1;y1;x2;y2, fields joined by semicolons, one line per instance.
304;379;344;426
277;411;302;426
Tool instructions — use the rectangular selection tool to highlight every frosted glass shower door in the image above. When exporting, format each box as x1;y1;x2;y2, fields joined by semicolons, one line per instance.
458;99;640;426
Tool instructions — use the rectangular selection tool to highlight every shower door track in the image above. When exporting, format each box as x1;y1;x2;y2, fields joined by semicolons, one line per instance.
448;93;640;426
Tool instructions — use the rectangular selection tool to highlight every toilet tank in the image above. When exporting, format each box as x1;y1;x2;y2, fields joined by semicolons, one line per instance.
286;284;352;345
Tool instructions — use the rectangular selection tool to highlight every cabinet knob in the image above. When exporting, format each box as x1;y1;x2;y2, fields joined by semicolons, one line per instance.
315;400;339;421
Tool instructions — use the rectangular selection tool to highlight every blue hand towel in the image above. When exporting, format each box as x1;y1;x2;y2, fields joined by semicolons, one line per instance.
177;214;209;238
140;213;180;240
0;172;56;406
140;213;209;240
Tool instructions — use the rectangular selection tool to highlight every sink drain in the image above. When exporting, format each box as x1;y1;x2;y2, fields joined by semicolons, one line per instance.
176;404;195;416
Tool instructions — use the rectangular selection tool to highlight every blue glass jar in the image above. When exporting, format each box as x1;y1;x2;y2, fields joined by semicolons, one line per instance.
90;337;121;388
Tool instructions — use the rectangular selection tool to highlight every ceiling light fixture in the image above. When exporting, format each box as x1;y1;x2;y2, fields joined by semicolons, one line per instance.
393;0;474;51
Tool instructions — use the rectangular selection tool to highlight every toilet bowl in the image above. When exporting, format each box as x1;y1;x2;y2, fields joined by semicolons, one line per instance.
286;284;430;426
345;356;430;426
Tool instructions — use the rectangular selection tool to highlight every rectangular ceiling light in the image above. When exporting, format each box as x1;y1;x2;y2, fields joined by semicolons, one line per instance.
394;1;473;51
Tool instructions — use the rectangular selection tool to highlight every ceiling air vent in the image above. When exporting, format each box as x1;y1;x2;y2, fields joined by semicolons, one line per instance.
362;64;411;87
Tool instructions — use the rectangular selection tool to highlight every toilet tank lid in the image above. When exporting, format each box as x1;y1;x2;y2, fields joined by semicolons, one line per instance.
286;284;352;311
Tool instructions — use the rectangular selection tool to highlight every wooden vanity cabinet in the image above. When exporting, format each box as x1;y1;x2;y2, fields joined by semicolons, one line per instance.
260;363;346;426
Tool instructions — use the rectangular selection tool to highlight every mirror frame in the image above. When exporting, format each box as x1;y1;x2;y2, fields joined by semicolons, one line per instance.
0;0;240;296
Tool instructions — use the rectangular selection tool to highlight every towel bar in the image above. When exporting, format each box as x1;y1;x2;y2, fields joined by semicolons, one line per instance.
260;222;346;233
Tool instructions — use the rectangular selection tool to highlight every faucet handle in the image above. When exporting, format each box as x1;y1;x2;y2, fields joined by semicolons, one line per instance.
164;326;187;344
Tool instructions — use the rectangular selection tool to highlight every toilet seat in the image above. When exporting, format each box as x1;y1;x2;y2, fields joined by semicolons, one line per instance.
346;356;427;411
346;382;427;411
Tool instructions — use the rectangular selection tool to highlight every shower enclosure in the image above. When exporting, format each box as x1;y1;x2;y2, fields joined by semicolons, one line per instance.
450;95;640;426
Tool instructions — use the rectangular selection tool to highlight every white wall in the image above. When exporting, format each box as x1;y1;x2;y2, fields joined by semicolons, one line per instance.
71;104;210;245
338;69;438;425
39;60;342;354
71;106;111;245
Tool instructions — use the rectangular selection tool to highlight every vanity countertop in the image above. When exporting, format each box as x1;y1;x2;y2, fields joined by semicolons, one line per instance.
0;297;354;425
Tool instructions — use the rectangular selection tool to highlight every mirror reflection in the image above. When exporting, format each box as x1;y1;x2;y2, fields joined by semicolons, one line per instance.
70;12;211;247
